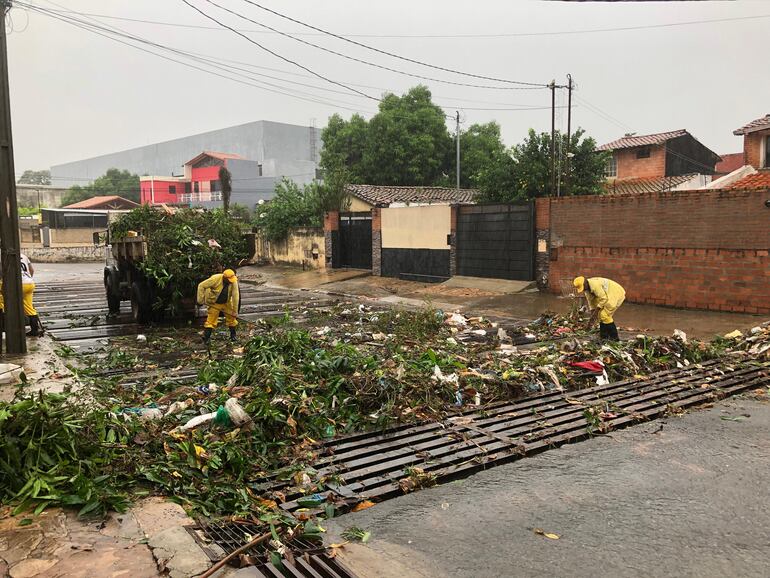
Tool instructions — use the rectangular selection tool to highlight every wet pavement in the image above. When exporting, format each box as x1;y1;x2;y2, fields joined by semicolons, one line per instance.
326;395;770;578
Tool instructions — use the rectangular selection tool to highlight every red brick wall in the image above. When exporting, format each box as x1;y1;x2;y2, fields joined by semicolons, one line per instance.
614;145;666;179
744;128;770;168
544;189;770;314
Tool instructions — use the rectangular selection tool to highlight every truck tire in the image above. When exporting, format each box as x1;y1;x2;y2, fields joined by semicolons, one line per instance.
105;274;121;315
130;281;151;324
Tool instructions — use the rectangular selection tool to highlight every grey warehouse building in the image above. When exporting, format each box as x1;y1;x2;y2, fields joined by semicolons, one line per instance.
50;120;322;207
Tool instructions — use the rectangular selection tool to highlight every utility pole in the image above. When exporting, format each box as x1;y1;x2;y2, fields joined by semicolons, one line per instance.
564;74;573;197
549;81;556;197
0;0;27;354
455;110;460;190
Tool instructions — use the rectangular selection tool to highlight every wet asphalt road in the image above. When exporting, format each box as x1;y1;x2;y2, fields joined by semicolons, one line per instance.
326;396;770;578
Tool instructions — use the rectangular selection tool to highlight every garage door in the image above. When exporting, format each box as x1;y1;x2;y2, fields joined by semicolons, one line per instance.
456;203;534;280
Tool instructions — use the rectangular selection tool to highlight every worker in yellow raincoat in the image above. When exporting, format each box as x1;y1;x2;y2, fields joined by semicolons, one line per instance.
197;268;240;343
0;253;43;336
573;276;625;341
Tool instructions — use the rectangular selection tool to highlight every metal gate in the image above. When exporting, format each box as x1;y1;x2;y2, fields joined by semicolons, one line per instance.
338;212;372;269
456;203;534;280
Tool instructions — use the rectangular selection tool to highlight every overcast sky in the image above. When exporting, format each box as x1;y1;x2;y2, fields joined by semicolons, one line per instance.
7;0;770;179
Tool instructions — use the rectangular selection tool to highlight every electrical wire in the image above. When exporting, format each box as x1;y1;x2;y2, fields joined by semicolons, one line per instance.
197;0;546;91
237;0;547;87
25;5;770;39
179;0;378;101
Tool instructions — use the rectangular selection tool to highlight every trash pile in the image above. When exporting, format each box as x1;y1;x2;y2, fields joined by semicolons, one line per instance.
109;205;247;314
0;303;759;527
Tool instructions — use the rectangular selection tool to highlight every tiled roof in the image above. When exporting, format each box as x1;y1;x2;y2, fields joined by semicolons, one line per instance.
733;114;770;135
602;174;697;195
185;151;245;165
598;129;688;151
714;152;744;175
63;195;139;209
723;171;770;190
346;184;478;206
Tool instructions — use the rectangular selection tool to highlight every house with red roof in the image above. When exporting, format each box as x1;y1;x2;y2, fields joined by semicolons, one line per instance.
140;151;266;207
62;195;139;210
598;129;720;194
708;114;770;191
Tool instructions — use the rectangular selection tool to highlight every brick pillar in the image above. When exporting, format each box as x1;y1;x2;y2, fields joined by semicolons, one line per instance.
324;210;339;269
534;197;551;290
449;205;458;276
371;207;382;276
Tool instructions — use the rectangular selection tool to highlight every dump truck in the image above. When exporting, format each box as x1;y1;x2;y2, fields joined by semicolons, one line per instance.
104;230;254;323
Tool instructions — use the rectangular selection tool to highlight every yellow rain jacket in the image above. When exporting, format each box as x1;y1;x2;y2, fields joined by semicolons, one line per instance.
584;277;625;324
197;273;240;328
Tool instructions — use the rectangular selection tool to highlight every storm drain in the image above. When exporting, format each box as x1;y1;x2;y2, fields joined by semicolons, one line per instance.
187;519;358;578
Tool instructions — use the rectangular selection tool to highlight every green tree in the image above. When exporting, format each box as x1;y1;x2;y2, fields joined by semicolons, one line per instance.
457;122;507;188
478;128;609;202
219;165;232;216
254;179;320;241
320;86;452;186
62;168;141;205
17;169;51;185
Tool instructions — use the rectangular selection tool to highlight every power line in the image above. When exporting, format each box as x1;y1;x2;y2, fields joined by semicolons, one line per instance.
18;2;380;113
196;0;546;91
22;6;770;39
179;0;378;102
237;0;546;87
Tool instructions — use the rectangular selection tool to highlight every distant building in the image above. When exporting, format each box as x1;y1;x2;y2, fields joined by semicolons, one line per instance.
714;152;744;177
598;129;721;194
15;184;67;209
63;195;139;210
50;120;321;206
707;114;770;191
140;151;269;208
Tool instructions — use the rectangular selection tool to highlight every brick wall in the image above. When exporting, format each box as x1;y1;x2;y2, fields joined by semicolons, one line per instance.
744;128;769;168
323;210;339;268
539;188;770;314
614;144;666;179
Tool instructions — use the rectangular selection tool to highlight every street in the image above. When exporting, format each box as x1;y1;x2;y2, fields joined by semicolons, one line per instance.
327;396;770;578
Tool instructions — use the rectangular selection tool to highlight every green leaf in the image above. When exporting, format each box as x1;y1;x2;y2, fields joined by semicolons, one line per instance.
78;500;101;517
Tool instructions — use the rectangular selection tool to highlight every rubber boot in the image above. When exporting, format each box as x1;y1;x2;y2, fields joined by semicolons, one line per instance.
606;322;620;341
27;315;42;337
202;327;213;344
599;322;611;340
229;327;237;342
0;311;5;335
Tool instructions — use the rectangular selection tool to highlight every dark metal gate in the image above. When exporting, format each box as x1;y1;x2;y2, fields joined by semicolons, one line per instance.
456;203;534;280
338;212;372;269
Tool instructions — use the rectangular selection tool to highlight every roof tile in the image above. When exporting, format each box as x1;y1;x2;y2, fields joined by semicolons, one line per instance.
733;114;770;136
346;184;478;206
598;129;688;151
723;171;770;190
602;174;697;195
63;195;139;209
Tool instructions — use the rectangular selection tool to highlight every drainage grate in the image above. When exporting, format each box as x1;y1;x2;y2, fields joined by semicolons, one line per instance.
249;553;358;578
187;519;324;562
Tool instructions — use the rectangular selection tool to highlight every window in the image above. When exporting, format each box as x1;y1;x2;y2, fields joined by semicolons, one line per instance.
605;155;617;177
184;182;192;195
193;181;200;193
210;179;221;192
168;185;176;194
636;146;651;159
765;135;770;168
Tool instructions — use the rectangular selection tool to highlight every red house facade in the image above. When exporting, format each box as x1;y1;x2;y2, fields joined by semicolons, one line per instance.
139;151;246;205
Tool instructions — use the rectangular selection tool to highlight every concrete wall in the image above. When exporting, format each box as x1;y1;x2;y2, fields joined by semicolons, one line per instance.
48;228;100;247
381;205;451;249
16;185;67;208
379;205;451;281
23;246;103;262
348;196;373;212
253;228;325;268
535;189;770;314
50;120;321;187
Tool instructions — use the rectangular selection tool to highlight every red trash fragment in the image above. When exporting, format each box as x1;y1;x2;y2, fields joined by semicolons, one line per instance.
567;361;605;373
